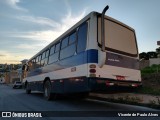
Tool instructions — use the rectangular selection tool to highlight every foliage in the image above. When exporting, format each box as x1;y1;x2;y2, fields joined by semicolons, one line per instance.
139;52;149;60
137;86;160;96
147;52;158;58
139;52;157;60
156;47;160;54
141;64;160;75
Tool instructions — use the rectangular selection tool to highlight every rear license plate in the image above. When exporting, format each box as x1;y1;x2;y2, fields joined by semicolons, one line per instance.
116;76;125;80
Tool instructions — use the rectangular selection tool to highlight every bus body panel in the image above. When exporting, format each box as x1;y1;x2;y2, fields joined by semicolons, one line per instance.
23;12;141;94
96;65;141;82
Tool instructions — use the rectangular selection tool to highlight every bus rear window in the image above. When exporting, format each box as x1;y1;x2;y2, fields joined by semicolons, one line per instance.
98;17;138;56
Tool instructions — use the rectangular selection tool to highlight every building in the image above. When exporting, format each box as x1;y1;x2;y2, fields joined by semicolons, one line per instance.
3;59;28;84
4;70;20;84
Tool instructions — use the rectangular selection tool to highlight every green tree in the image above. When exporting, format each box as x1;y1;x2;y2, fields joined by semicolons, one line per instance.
139;52;149;60
147;52;158;58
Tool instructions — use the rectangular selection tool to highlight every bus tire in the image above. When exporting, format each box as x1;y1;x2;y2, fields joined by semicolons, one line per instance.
26;83;31;94
43;80;53;101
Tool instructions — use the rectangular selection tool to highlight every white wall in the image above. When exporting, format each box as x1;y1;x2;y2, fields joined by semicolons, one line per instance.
149;58;160;66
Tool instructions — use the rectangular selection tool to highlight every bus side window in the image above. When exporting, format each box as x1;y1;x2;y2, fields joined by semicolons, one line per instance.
48;43;60;64
38;54;42;67
61;37;68;49
77;22;88;53
69;32;76;45
60;31;76;60
45;49;49;65
41;51;45;67
42;51;46;60
40;49;49;67
36;56;39;63
35;56;39;68
35;55;41;68
50;45;55;55
31;59;35;70
55;43;60;52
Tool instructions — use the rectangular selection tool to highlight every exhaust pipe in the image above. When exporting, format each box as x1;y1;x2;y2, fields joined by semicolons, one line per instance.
101;5;109;52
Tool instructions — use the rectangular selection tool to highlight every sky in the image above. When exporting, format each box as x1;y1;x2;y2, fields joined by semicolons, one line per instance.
0;0;160;64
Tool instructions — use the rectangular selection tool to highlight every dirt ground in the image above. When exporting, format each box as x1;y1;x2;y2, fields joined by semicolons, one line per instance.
90;93;160;105
142;73;160;89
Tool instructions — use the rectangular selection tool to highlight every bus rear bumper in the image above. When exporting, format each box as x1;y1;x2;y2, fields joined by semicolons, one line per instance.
50;77;142;94
88;77;142;92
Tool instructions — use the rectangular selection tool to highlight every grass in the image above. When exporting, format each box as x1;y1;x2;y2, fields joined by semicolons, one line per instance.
141;64;160;75
136;86;160;96
139;64;160;96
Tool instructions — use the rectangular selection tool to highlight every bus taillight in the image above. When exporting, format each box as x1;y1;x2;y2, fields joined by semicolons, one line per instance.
89;69;96;73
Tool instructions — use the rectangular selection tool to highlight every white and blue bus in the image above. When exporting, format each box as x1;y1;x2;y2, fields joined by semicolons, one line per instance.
23;6;142;100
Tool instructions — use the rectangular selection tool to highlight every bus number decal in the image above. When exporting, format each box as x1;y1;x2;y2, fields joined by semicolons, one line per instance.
71;67;76;72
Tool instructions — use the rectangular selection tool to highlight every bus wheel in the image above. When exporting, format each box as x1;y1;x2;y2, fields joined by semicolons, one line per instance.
26;83;31;94
43;80;53;100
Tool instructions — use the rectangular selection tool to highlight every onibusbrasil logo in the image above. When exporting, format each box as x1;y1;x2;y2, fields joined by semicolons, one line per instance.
1;112;42;118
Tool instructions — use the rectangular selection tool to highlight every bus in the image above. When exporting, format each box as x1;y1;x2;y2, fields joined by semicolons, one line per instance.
22;6;142;100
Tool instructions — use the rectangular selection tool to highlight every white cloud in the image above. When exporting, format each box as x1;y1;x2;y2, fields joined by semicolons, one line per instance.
5;0;27;12
0;8;87;64
13;9;87;42
0;50;30;64
61;9;86;32
15;44;38;49
15;43;48;50
16;16;60;28
11;30;58;42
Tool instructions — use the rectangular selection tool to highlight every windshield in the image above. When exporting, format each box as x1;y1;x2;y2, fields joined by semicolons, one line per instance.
98;17;138;57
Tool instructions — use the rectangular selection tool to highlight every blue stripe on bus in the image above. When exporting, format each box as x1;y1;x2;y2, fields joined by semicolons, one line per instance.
87;49;98;63
27;49;98;77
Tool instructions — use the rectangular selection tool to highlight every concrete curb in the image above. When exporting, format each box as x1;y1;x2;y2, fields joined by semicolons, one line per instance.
89;93;160;109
